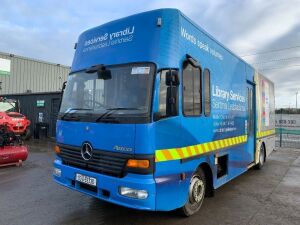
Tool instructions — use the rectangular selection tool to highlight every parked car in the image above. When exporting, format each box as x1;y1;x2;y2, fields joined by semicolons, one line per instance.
0;97;31;140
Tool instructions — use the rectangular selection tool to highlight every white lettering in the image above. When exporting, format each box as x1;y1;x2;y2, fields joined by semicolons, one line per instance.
212;85;245;103
110;26;135;40
181;27;197;45
84;26;135;47
180;26;223;61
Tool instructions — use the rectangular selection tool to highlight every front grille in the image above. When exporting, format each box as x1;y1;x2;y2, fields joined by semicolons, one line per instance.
59;144;132;177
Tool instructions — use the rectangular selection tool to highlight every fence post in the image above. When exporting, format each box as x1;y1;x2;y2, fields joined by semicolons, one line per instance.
280;108;283;147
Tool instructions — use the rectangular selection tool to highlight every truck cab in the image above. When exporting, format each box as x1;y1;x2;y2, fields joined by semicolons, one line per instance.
54;9;183;211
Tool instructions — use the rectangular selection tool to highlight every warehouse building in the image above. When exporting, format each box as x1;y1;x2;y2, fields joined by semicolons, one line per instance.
0;51;70;138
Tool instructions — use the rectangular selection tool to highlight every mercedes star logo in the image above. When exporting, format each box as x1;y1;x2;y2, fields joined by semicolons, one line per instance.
81;142;93;161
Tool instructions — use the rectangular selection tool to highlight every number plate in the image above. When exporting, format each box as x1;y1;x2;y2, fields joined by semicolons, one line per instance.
75;173;97;187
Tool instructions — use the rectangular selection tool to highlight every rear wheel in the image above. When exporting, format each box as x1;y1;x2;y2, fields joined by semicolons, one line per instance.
180;168;206;217
255;144;265;170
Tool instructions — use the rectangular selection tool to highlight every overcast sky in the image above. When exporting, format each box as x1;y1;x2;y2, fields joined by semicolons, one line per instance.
0;0;299;108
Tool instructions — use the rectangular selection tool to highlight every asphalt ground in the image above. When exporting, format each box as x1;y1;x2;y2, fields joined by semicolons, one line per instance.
0;142;299;225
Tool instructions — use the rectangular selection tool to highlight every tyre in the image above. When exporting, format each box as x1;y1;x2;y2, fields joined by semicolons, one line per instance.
180;168;206;217
255;144;265;170
21;128;31;141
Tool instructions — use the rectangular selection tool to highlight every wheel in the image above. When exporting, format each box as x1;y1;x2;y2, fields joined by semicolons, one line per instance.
21;128;31;141
255;144;265;170
180;168;206;217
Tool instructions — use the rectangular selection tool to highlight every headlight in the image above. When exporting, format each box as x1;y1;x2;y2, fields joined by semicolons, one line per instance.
53;168;61;177
119;187;148;199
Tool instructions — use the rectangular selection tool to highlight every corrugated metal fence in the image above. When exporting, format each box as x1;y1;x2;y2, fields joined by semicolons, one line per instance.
275;114;300;148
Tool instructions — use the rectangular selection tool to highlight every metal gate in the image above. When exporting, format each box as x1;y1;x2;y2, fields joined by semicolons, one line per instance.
276;113;300;148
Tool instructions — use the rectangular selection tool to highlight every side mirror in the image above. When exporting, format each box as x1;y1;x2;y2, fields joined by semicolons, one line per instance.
165;70;179;86
166;86;178;116
62;81;67;92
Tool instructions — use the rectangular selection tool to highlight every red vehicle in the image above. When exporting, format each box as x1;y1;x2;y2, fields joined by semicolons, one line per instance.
0;125;28;167
0;97;31;140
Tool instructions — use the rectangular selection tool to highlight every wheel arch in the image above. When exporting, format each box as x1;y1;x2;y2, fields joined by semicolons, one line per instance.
198;162;214;197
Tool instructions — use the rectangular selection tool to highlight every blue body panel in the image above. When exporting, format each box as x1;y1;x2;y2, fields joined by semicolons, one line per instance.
54;9;256;211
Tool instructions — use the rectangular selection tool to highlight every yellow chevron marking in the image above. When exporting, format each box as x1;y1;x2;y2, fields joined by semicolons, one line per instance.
219;140;224;148
256;129;275;138
155;134;249;162
232;137;236;145
203;143;209;152
191;146;196;156
155;151;166;162
170;149;180;160
182;147;189;158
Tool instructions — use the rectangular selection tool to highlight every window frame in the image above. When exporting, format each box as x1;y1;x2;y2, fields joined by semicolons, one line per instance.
203;68;211;117
182;60;202;117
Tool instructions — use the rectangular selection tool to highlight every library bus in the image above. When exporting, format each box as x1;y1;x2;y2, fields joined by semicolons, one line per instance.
53;8;275;216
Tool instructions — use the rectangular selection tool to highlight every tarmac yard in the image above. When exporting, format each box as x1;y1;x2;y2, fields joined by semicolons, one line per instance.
0;144;299;225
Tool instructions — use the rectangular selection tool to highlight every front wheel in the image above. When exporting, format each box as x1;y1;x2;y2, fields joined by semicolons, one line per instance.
180;168;206;217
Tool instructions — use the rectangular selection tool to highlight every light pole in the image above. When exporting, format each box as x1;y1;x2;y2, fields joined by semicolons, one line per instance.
296;91;298;109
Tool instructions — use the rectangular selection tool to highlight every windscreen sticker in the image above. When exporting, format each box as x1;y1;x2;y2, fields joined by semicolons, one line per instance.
131;67;150;75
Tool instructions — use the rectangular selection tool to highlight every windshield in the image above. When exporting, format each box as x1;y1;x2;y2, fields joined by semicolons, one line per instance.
59;63;155;122
0;101;16;112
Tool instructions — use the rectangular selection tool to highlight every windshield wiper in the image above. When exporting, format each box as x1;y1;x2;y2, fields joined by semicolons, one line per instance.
96;107;140;122
60;108;92;120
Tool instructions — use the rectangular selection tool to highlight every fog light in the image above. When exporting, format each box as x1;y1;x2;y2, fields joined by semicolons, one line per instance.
119;187;148;199
53;168;61;177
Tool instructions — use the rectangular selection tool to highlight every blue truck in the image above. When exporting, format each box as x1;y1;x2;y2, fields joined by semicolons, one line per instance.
53;8;275;216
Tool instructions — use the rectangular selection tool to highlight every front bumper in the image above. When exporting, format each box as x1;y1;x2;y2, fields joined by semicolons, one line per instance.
53;159;156;210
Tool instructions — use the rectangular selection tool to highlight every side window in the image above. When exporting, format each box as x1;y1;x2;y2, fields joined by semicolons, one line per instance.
204;69;211;116
183;62;201;116
158;70;168;117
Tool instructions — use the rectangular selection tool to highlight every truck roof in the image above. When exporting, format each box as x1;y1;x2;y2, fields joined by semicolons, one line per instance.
72;8;264;82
